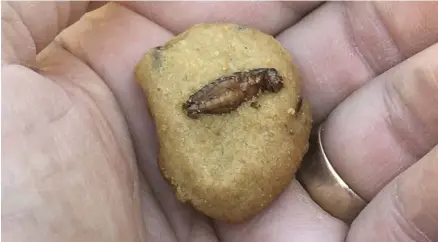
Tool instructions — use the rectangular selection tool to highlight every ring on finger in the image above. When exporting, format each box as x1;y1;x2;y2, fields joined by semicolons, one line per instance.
297;124;368;224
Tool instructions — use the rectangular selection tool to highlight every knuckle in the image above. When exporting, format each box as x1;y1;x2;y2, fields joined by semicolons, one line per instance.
383;58;438;159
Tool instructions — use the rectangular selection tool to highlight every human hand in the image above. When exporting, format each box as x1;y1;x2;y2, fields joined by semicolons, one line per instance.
2;2;437;241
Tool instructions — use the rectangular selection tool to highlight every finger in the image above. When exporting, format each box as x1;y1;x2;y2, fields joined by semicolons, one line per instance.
347;145;438;242
276;2;438;122
57;3;217;241
215;180;348;242
2;1;91;64
121;1;322;35
320;43;438;201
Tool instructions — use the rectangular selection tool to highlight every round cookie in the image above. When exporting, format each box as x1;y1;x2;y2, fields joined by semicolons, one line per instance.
135;23;312;223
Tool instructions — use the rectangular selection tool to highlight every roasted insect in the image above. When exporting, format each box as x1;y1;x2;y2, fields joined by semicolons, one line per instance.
183;68;284;118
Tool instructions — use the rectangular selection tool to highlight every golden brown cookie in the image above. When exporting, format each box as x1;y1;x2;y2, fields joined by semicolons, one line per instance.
135;23;312;223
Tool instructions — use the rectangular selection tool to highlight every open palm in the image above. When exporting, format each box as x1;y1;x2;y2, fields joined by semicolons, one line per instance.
2;2;438;242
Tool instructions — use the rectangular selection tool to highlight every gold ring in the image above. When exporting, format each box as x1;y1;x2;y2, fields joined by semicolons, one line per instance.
296;124;367;223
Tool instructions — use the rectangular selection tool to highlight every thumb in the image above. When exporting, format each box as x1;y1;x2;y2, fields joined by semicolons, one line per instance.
2;1;104;65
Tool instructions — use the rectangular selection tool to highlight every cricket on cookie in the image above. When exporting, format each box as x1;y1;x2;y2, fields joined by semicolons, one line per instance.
182;68;284;119
135;23;312;223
